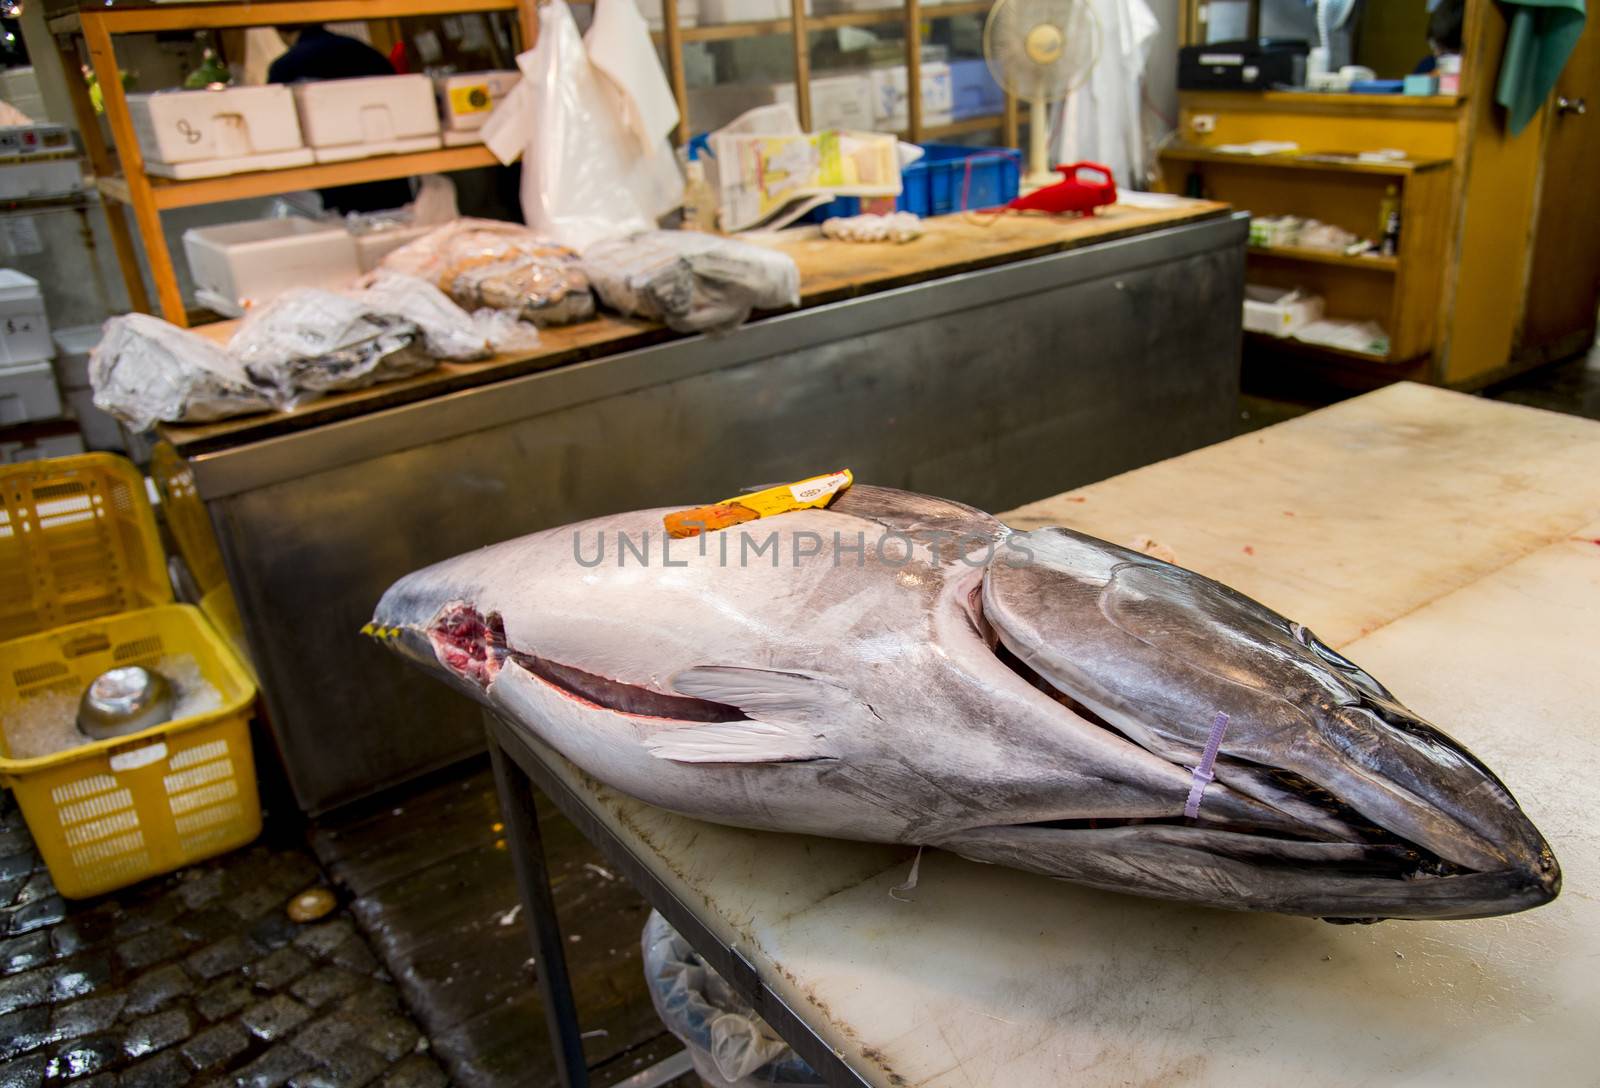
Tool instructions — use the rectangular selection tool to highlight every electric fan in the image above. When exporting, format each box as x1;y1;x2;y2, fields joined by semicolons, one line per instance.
983;0;1100;189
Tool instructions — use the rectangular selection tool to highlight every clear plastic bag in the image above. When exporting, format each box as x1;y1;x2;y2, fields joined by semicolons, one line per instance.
582;231;800;333
354;273;538;361
227;289;435;408
377;218;595;326
89;313;275;432
642;911;822;1088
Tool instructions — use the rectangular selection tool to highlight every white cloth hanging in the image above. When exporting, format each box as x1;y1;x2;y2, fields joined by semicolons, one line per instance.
480;0;682;250
1049;0;1159;190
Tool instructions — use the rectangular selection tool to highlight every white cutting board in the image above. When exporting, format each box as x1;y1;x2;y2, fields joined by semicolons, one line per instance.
533;383;1600;1086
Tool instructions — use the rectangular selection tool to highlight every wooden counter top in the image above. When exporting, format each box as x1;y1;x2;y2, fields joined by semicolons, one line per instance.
160;200;1230;456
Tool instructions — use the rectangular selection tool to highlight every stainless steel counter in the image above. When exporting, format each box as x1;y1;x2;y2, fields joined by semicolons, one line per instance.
189;211;1248;813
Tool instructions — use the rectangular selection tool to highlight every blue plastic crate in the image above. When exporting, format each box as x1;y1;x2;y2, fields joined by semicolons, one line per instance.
804;143;1021;222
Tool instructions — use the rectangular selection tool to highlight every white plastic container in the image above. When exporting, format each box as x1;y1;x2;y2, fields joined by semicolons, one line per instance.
635;0;700;28
0;427;83;464
127;86;314;179
1243;285;1324;337
0;360;61;424
0;270;53;367
63;387;125;452
293;76;442;163
183;217;361;317
350;222;434;272
774;72;875;131
0;156;82;199
51;326;125;452
870;62;953;131
436;71;520;132
699;0;807;21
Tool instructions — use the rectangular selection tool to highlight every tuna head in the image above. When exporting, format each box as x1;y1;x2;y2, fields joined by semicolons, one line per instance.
960;526;1560;921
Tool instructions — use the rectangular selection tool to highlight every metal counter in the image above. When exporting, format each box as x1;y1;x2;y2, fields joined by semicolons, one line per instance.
189;211;1248;813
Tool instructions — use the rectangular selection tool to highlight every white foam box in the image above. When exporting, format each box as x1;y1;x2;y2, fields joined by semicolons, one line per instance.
128;86;315;179
436;71;520;133
293;75;442;163
183;217;360;318
699;0;809;22
774;71;875;131
870;61;953;130
0;360;61;425
50;325;99;389
63;387;124;452
635;0;699;28
350;222;434;273
1;427;83;464
1243;284;1324;337
0;269;53;367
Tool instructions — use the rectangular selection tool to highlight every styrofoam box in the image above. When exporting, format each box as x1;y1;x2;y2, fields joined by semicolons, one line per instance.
293;76;442;163
183;217;360;318
1243;284;1324;337
0;156;82;199
699;0;810;22
635;0;699;28
436;71;520;132
774;72;875;132
0;360;61;425
0;270;53;367
350;222;433;273
50;325;100;389
128;86;306;166
63;387;125;452
1;428;83;464
871;62;954;129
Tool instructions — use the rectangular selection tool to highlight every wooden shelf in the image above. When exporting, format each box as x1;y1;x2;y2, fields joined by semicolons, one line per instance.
681;17;794;40
1248;244;1398;272
1245;329;1395;364
1161;145;1451;176
654;0;988;39
99;145;498;211
919;114;1005;138
1180;89;1464;119
49;0;519;35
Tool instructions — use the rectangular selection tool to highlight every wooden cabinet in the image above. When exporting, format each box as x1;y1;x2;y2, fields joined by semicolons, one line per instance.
1162;0;1600;389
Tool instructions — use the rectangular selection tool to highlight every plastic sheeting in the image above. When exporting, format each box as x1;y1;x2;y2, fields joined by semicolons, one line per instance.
228;289;435;407
581;231;799;333
379;217;595;326
355;273;540;360
89;314;274;433
642;911;822;1088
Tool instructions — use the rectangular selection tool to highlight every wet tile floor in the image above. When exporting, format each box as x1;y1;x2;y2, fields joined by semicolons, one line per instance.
0;790;449;1088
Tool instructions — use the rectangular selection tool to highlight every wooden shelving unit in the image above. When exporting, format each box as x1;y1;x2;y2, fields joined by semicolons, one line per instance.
1247;244;1399;272
49;0;536;326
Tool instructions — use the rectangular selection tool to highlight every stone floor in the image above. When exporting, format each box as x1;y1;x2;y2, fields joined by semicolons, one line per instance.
0;788;448;1088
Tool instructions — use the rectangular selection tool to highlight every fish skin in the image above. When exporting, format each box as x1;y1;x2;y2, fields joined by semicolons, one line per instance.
369;485;1559;921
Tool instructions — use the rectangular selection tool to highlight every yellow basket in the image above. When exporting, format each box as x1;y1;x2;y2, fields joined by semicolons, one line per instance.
0;454;171;643
0;604;261;899
150;442;229;595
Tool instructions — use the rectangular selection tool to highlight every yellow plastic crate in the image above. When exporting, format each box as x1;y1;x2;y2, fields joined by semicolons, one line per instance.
0;604;260;898
0;454;170;643
150;442;229;595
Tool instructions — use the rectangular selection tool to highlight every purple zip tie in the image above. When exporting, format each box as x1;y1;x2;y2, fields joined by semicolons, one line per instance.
1184;712;1231;819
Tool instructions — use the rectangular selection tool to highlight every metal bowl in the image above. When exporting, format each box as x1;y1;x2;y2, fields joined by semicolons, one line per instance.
77;666;175;741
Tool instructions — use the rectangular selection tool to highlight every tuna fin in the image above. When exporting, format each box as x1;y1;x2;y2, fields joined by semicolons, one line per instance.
643;719;831;763
669;665;865;725
644;666;862;764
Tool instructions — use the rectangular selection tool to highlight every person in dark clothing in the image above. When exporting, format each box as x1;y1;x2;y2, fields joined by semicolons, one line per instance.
269;25;415;214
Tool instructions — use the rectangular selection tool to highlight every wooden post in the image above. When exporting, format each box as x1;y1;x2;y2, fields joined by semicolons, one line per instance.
54;29;150;314
662;0;689;143
81;11;186;325
905;0;921;141
790;0;812;132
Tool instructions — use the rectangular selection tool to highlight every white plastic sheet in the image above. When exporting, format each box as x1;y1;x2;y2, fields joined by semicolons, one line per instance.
354;273;538;361
480;0;682;250
1050;0;1160;189
641;912;822;1088
89;313;274;432
581;231;799;333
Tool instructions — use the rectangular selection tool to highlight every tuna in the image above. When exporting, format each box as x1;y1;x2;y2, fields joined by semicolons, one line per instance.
368;485;1559;921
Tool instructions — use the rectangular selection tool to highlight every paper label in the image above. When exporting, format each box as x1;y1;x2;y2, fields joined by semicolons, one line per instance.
664;470;854;538
449;83;494;115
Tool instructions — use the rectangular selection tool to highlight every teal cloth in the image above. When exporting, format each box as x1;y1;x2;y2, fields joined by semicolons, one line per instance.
1495;0;1588;135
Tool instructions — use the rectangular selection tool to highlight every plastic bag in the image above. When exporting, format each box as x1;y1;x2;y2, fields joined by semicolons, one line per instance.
581;231;799;333
642;912;822;1088
354;273;538;361
228;289;435;408
89;313;275;432
378;218;595;326
480;0;682;250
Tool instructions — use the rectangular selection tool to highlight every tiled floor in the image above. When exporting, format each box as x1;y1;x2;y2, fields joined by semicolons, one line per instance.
0;790;449;1088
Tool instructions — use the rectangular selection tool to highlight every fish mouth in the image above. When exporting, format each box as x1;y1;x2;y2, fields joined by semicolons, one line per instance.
978;627;1560;921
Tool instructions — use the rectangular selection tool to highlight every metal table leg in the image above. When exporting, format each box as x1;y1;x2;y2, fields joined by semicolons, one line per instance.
488;739;590;1088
